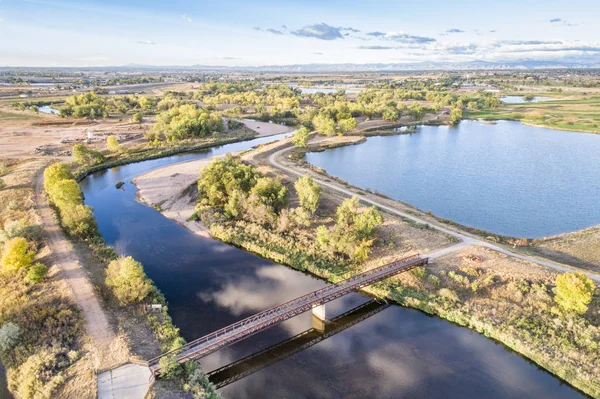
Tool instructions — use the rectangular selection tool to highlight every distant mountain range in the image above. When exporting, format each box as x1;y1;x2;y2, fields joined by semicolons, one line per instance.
118;58;600;72
4;57;600;72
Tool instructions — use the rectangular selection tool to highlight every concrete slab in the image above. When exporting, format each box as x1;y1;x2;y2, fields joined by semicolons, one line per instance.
98;363;152;399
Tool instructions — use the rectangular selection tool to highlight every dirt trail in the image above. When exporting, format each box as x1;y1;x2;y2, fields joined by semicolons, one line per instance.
35;173;116;360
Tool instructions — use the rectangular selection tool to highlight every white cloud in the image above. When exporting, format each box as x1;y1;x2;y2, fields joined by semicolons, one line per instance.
136;40;157;45
182;14;192;23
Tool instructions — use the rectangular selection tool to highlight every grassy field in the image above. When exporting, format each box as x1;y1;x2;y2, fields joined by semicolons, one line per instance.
0;109;45;121
466;96;600;134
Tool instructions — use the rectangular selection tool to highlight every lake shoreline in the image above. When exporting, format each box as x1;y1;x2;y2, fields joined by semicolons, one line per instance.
131;136;599;398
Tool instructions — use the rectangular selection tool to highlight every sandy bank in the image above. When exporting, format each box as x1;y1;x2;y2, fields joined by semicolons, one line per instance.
132;157;221;238
237;118;294;136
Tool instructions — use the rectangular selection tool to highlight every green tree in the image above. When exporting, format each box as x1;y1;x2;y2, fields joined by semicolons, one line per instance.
382;107;400;122
43;162;73;195
105;256;152;305
554;272;595;315
354;206;384;239
407;101;425;120
51;179;83;206
292;127;310;148
60;204;98;239
294;175;321;214
106;135;120;152
337;117;357;133
132;112;143;123
312;113;336;136
449;107;463;125
197;155;259;207
250;177;288;213
1;237;34;274
72;144;89;164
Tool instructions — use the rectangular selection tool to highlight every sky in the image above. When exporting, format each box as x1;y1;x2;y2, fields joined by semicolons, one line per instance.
0;0;599;67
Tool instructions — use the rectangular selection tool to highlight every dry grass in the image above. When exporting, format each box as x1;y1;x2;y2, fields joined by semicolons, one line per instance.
532;226;600;274
0;158;96;399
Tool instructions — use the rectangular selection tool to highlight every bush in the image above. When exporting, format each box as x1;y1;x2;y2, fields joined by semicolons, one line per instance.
0;322;21;352
26;262;48;283
72;144;105;165
0;178;5;190
105;256;152;305
554;272;595;315
1;237;34;274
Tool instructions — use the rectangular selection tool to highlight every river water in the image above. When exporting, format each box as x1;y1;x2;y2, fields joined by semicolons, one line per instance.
0;362;10;399
306;120;600;238
79;133;586;398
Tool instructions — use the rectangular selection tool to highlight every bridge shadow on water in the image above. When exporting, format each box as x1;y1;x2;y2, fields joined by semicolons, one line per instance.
206;299;389;389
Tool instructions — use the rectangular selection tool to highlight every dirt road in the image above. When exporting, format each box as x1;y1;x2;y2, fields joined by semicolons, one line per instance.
35;173;116;351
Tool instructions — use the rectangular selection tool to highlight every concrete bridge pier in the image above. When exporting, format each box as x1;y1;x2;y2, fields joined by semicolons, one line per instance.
312;304;327;332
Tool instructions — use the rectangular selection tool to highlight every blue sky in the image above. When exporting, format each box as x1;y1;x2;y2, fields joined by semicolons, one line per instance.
0;0;598;66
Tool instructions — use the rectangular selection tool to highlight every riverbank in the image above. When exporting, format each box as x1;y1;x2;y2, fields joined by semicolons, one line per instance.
134;136;600;398
0;158;98;398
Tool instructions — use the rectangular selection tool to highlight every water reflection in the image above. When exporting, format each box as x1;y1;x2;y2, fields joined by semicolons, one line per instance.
81;132;586;399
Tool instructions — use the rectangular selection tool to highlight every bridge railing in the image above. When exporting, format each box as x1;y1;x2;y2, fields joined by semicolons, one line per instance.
147;254;423;366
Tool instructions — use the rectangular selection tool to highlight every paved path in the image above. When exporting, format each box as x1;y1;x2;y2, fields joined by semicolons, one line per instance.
97;364;152;399
268;141;600;283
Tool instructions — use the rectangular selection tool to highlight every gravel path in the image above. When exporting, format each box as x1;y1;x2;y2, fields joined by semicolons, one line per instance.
268;139;600;283
35;173;116;348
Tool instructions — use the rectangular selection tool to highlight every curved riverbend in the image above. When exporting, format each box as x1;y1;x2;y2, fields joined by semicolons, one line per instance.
80;133;587;398
306;120;600;238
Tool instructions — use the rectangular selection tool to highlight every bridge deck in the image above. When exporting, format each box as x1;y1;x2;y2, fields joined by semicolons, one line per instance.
148;254;427;372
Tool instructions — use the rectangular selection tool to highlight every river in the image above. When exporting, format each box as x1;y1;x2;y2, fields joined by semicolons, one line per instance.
0;361;10;399
306;120;600;238
79;133;586;398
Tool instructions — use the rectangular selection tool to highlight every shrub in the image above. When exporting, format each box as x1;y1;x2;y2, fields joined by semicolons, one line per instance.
26;262;48;283
105;256;152;305
554;272;595;315
7;200;20;210
0;178;5;190
1;237;34;274
410;267;426;279
0;322;21;352
72;144;105;165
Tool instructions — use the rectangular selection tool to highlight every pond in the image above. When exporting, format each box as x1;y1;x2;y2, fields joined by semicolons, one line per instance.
305;120;600;238
501;96;555;103
79;133;586;398
38;105;59;115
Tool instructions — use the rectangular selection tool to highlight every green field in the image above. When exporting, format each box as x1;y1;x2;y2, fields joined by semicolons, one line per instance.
466;96;600;134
